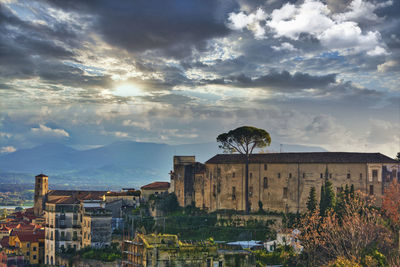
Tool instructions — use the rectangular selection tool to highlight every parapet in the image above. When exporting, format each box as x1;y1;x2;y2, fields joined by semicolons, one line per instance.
173;156;195;165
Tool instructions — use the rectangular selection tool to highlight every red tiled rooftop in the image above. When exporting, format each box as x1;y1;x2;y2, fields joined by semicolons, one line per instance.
106;190;141;197
16;230;44;242
0;236;10;248
141;182;170;190
47;190;106;201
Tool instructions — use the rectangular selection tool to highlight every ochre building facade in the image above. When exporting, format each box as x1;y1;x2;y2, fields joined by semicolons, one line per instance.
170;153;399;213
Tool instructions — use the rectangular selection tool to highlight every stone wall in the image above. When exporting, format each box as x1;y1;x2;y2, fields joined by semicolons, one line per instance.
173;157;398;213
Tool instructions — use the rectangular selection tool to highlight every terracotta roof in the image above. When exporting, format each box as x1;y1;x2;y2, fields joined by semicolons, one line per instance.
15;230;44;242
0;236;10;248
47;190;106;201
24;207;34;214
206;152;398;164
0;225;11;231
46;196;80;204
141;182;170;190
105;190;141;197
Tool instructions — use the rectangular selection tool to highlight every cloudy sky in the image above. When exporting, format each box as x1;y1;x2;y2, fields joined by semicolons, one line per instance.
0;0;399;157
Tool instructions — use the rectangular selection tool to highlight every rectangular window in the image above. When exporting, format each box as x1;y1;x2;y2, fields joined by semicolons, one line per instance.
213;185;216;197
33;255;36;260
263;177;268;189
303;173;305;178
250;172;253;179
329;173;332;179
320;173;323;179
278;173;281;178
33;247;37;251
217;168;221;177
283;187;288;199
232;172;235;178
360;173;363;180
369;185;374;195
372;170;378;180
232;187;236;200
264;164;267;170
289;173;292;178
347;173;351;179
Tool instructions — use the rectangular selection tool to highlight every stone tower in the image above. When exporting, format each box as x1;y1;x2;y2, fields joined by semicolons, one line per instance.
34;174;48;216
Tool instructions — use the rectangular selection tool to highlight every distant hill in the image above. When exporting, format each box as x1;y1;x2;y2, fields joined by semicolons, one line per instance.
0;141;326;189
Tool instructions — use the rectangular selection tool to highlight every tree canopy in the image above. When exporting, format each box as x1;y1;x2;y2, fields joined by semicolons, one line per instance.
216;126;271;213
216;126;271;155
306;187;317;213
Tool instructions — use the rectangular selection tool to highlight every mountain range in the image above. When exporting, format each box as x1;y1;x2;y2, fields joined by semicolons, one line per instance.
0;141;326;190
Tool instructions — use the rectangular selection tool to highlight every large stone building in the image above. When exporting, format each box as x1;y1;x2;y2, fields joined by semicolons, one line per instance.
171;153;399;213
33;174;112;265
140;182;170;201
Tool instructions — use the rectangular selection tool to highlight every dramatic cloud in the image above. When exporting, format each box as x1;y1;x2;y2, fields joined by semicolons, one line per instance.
41;0;234;58
0;0;399;158
228;0;391;56
204;71;337;91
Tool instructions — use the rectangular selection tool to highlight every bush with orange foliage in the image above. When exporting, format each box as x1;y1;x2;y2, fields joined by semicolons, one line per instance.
382;179;400;227
298;191;395;266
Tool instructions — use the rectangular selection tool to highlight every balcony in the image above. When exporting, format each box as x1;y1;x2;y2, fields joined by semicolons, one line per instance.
59;236;71;241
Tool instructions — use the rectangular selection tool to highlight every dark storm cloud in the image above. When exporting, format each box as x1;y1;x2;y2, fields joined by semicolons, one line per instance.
36;61;112;88
41;0;236;58
0;3;79;81
203;71;337;91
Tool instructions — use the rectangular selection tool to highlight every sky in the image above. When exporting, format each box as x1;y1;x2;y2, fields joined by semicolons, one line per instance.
0;0;399;157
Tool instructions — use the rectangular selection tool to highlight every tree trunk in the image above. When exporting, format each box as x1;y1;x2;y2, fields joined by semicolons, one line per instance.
245;155;249;214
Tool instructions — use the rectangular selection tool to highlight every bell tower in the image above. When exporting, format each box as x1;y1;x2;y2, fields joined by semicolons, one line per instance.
34;174;49;216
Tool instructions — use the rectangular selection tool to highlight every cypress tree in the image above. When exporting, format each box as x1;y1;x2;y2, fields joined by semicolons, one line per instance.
335;186;345;218
324;180;336;214
344;184;350;202
319;184;326;217
307;187;317;213
350;184;355;199
320;181;336;217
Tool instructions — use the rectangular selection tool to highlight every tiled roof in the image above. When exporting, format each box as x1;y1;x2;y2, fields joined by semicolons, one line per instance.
141;182;170;190
0;236;10;248
105;190;141;197
46;196;80;204
206;152;398;164
47;190;106;201
15;230;44;242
